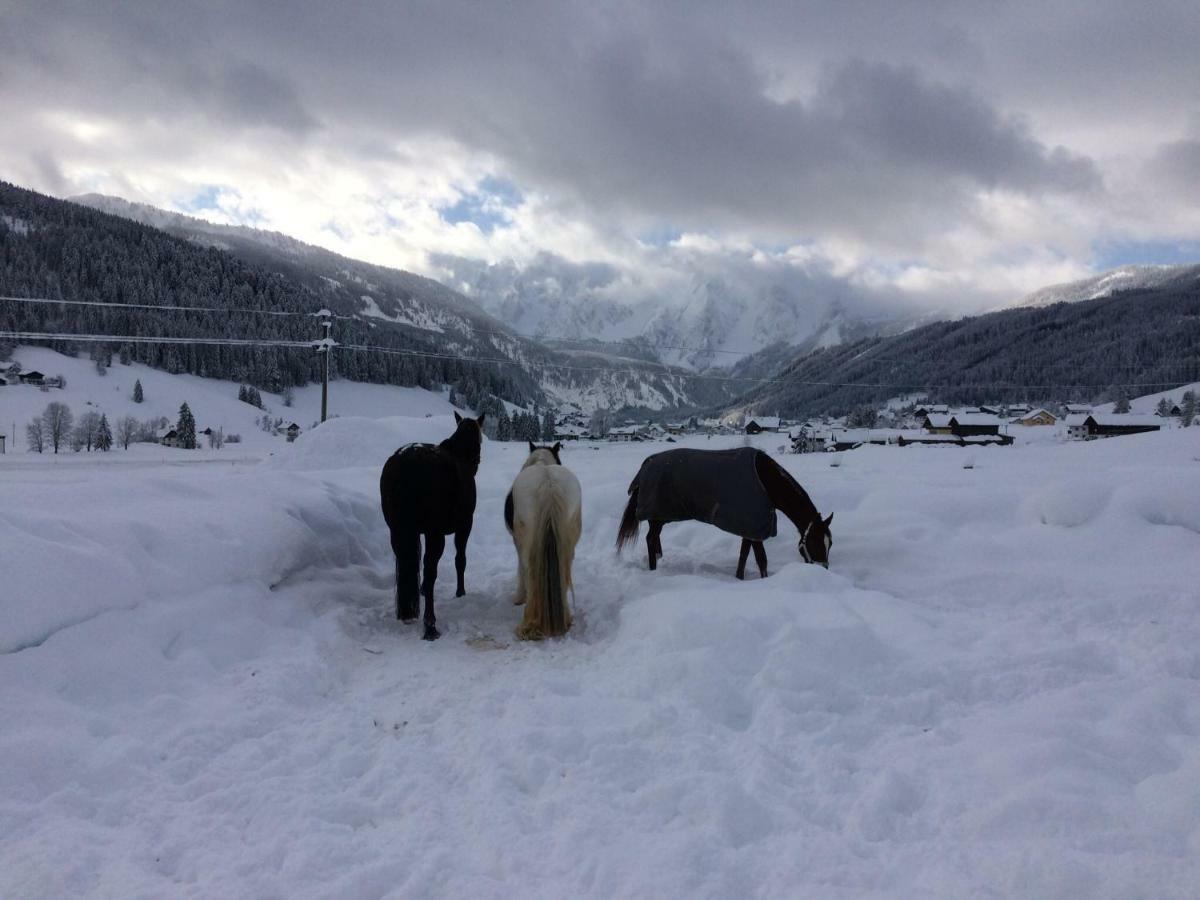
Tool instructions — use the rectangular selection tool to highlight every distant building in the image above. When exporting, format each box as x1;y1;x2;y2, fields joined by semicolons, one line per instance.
923;413;1002;437
1063;404;1092;416
18;370;45;386
608;425;645;442
745;415;781;434
1014;408;1057;426
160;429;183;448
1069;414;1162;440
286;423;301;442
0;433;6;454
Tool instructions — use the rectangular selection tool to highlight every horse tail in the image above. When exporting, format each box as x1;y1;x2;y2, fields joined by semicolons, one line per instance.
520;487;572;639
541;515;567;637
616;482;641;551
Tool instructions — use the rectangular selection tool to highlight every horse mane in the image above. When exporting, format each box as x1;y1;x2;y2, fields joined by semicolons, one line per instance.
754;451;820;527
438;418;482;464
522;442;562;469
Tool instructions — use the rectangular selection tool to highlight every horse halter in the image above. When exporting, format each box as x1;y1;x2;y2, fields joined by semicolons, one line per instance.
798;520;814;563
798;519;828;568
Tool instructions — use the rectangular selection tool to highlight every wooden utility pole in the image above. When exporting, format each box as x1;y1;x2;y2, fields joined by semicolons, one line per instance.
315;310;333;422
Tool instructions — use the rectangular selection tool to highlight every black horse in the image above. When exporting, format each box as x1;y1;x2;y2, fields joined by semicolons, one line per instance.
617;446;833;577
379;412;485;640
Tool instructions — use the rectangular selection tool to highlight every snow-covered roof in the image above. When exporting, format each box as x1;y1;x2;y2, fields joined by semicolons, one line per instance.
1014;408;1056;422
747;416;781;428
1086;414;1163;427
924;414;954;428
952;413;1002;426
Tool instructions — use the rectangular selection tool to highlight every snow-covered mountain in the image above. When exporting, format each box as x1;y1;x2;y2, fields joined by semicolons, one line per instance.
1012;263;1200;308
433;253;921;371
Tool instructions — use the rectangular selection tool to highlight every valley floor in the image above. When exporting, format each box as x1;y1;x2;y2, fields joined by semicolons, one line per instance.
2;424;1199;898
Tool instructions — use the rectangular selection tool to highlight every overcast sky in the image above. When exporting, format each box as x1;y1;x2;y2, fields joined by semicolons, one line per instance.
3;0;1199;311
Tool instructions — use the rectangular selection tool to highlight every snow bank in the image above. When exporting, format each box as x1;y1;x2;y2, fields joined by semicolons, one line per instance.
2;429;1200;896
274;414;466;471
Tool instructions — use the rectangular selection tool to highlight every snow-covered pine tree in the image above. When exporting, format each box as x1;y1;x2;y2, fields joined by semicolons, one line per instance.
1181;390;1197;427
133;379;144;403
1156;398;1172;417
496;406;512;441
542;410;556;441
177;403;197;449
1112;388;1131;413
96;414;113;451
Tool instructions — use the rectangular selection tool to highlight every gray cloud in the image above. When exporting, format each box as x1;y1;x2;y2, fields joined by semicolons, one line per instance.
1;0;1196;313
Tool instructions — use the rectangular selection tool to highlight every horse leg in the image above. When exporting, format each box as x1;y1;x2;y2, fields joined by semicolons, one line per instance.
752;541;768;578
454;523;471;598
393;529;421;622
736;538;751;580
421;532;446;641
647;521;663;570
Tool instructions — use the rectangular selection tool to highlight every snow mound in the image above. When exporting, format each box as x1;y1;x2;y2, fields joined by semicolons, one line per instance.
274;414;466;471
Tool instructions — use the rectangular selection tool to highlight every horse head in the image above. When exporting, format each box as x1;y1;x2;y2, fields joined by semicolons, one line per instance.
798;512;833;568
447;411;486;475
523;440;563;468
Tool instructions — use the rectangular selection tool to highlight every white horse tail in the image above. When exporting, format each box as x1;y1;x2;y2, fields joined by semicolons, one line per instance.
513;464;580;641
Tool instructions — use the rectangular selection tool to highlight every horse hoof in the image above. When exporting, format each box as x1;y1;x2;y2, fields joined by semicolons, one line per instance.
455;588;466;598
422;625;441;641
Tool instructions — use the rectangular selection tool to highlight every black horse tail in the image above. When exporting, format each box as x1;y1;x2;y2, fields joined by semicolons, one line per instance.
396;554;419;622
616;482;641;552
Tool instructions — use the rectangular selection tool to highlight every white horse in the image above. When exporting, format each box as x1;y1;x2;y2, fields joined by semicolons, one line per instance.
504;442;582;640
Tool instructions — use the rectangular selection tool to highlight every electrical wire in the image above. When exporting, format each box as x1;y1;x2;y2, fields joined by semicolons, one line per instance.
2;328;1194;392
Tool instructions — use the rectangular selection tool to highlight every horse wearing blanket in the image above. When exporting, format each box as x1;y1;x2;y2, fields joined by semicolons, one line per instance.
504;442;582;639
617;447;833;577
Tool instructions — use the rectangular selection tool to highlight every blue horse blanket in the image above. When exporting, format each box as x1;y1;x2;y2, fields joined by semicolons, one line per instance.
632;447;777;541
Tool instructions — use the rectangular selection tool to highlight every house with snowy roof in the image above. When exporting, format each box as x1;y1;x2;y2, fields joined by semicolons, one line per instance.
1068;414;1162;440
745;415;781;434
1014;408;1057;426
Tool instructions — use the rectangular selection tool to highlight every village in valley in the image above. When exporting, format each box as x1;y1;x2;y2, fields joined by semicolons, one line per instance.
540;387;1196;453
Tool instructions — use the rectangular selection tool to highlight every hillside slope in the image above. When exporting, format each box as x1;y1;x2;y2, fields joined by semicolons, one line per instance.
732;281;1200;416
67;192;737;413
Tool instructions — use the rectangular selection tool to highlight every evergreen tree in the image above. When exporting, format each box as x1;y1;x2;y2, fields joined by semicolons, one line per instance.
177;402;197;449
542;409;556;441
1181;391;1197;427
496;406;512;441
96;414;113;451
239;385;248;403
1112;388;1131;414
133;379;144;403
1156;398;1172;417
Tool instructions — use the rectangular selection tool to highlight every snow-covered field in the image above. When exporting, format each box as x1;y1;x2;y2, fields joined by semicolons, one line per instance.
3;412;1200;897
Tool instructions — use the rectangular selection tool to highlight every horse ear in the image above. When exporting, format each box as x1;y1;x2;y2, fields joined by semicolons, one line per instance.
529;440;537;454
454;411;463;424
823;512;834;527
476;412;486;427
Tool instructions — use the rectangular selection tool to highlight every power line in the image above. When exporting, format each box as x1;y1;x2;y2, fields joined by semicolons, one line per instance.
0;294;756;356
0;295;350;319
0;330;316;349
3;327;1195;392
